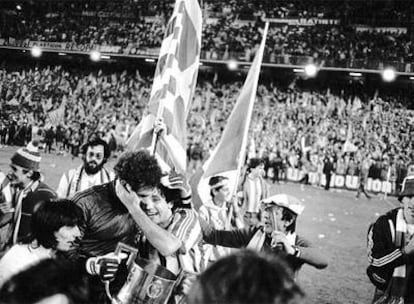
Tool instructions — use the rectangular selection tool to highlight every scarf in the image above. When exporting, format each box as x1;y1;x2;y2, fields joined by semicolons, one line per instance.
246;228;266;251
68;166;111;197
12;180;38;244
383;209;411;304
246;228;297;252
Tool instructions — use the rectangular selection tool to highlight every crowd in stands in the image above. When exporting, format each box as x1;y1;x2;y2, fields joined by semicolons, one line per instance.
1;62;413;193
1;0;414;70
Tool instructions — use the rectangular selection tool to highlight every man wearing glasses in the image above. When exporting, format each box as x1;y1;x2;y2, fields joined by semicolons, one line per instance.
0;141;56;252
56;137;114;198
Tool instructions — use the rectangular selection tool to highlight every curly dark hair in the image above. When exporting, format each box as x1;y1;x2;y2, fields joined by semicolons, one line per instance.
188;250;303;304
0;259;90;303
114;150;162;192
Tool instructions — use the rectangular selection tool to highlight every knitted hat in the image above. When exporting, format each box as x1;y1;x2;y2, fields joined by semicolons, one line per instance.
11;141;41;171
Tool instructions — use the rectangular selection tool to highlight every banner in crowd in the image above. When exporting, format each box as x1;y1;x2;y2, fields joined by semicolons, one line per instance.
275;168;396;195
79;11;136;19
0;38;130;55
126;0;202;174
206;17;340;27
192;22;269;209
355;25;407;34
265;17;340;26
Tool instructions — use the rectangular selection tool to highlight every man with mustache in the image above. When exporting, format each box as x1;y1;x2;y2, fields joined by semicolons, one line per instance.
56;137;114;198
0;141;56;253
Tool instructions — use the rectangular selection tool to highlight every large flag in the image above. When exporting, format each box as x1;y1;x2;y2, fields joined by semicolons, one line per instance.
191;23;269;209
126;0;202;174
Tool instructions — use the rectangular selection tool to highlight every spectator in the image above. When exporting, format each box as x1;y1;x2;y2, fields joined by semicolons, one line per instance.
199;175;243;268
0;141;56;252
0;199;82;287
56;137;115;198
241;158;269;228
322;155;335;190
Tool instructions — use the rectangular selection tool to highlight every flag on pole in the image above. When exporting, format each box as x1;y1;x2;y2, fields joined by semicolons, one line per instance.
47;101;66;126
343;121;358;153
191;23;269;209
126;0;202;174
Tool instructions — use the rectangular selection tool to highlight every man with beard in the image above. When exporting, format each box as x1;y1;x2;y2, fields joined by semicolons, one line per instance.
56;137;114;198
0;141;56;252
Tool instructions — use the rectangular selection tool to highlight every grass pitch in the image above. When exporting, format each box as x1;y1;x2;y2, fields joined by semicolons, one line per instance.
0;146;397;304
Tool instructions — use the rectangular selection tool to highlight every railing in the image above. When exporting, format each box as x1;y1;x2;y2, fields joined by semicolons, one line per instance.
1;38;414;74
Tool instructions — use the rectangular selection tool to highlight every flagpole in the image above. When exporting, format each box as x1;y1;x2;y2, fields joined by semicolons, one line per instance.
233;22;269;198
150;99;165;155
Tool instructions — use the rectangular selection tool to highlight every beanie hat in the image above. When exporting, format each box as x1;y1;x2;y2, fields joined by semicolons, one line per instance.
11;141;41;171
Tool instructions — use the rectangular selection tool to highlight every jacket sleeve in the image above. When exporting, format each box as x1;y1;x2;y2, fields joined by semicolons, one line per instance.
203;226;255;248
293;235;328;269
367;215;414;289
368;216;414;269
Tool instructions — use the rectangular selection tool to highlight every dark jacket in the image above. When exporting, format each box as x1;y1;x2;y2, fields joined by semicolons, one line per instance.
67;181;139;303
367;208;414;302
19;181;57;242
69;181;139;259
203;226;309;273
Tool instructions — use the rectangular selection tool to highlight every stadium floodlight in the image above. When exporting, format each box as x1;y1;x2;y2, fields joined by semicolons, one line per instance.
304;64;318;77
30;46;42;58
90;50;101;62
382;68;396;82
227;59;238;71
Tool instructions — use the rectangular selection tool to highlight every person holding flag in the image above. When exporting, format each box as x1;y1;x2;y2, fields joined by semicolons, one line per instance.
200;194;328;277
191;22;270;223
126;0;202;176
199;175;243;268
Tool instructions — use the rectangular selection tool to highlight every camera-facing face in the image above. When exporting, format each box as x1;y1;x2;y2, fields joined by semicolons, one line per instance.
84;145;105;174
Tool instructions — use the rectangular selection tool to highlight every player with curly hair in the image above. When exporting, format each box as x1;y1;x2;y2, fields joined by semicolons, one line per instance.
64;150;163;302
